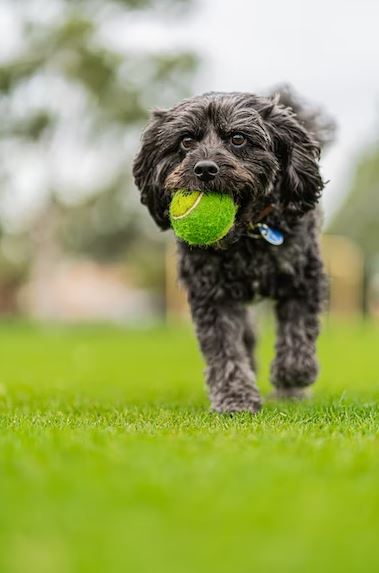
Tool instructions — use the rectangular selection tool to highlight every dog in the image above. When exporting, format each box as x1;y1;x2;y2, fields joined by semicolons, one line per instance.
133;86;334;413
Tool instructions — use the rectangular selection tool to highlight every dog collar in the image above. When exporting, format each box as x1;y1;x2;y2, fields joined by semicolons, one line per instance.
246;204;284;246
255;223;284;245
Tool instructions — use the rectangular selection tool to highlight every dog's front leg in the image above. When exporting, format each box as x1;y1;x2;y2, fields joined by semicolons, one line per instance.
189;297;262;413
271;297;320;399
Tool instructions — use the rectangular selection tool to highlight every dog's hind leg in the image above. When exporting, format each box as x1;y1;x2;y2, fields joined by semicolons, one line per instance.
189;298;262;414
270;297;320;399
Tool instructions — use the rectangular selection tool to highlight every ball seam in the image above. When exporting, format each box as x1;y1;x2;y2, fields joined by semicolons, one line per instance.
171;192;204;220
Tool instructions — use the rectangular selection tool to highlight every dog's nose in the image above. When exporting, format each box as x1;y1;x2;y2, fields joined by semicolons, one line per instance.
193;160;219;182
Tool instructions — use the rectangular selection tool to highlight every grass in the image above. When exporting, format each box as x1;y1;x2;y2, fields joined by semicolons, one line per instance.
0;318;378;573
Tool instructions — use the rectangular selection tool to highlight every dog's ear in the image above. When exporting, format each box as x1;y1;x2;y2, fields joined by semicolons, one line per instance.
262;102;324;214
133;109;171;230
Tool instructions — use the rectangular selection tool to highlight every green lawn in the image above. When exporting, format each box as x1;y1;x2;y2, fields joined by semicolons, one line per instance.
0;319;378;573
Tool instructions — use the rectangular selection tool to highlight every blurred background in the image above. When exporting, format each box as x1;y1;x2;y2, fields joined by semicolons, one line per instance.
0;0;378;324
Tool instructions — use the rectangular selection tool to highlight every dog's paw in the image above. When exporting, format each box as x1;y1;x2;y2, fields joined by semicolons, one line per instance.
271;354;318;388
211;393;262;414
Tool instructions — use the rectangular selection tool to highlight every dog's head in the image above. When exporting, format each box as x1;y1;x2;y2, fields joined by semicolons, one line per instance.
133;91;324;232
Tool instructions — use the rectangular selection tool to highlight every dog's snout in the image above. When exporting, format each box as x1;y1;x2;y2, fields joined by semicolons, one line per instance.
193;160;219;182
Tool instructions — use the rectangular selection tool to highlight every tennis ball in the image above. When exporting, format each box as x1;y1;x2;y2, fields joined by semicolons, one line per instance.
169;189;237;246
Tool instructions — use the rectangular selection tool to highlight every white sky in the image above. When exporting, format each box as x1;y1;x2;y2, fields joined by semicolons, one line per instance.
0;0;378;225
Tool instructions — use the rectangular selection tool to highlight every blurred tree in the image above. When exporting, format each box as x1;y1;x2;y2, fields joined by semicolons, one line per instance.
0;0;197;280
329;143;379;260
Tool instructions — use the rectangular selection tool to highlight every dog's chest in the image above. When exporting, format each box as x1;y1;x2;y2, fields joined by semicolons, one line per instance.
218;241;282;300
179;237;299;303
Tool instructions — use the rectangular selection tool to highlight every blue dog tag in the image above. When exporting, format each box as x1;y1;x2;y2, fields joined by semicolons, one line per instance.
257;224;284;246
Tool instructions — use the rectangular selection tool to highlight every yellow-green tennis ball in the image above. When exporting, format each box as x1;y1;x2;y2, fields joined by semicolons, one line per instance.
169;189;237;246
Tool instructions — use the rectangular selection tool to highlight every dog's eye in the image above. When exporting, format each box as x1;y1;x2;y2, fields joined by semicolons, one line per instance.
230;133;246;147
181;136;196;150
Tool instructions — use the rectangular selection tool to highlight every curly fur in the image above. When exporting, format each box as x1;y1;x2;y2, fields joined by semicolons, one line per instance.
133;87;333;413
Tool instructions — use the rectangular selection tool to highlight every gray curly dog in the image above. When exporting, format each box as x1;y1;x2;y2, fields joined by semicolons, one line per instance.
133;87;334;413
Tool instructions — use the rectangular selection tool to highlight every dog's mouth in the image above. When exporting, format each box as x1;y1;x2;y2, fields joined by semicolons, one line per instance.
165;172;258;206
166;174;236;196
164;163;274;246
